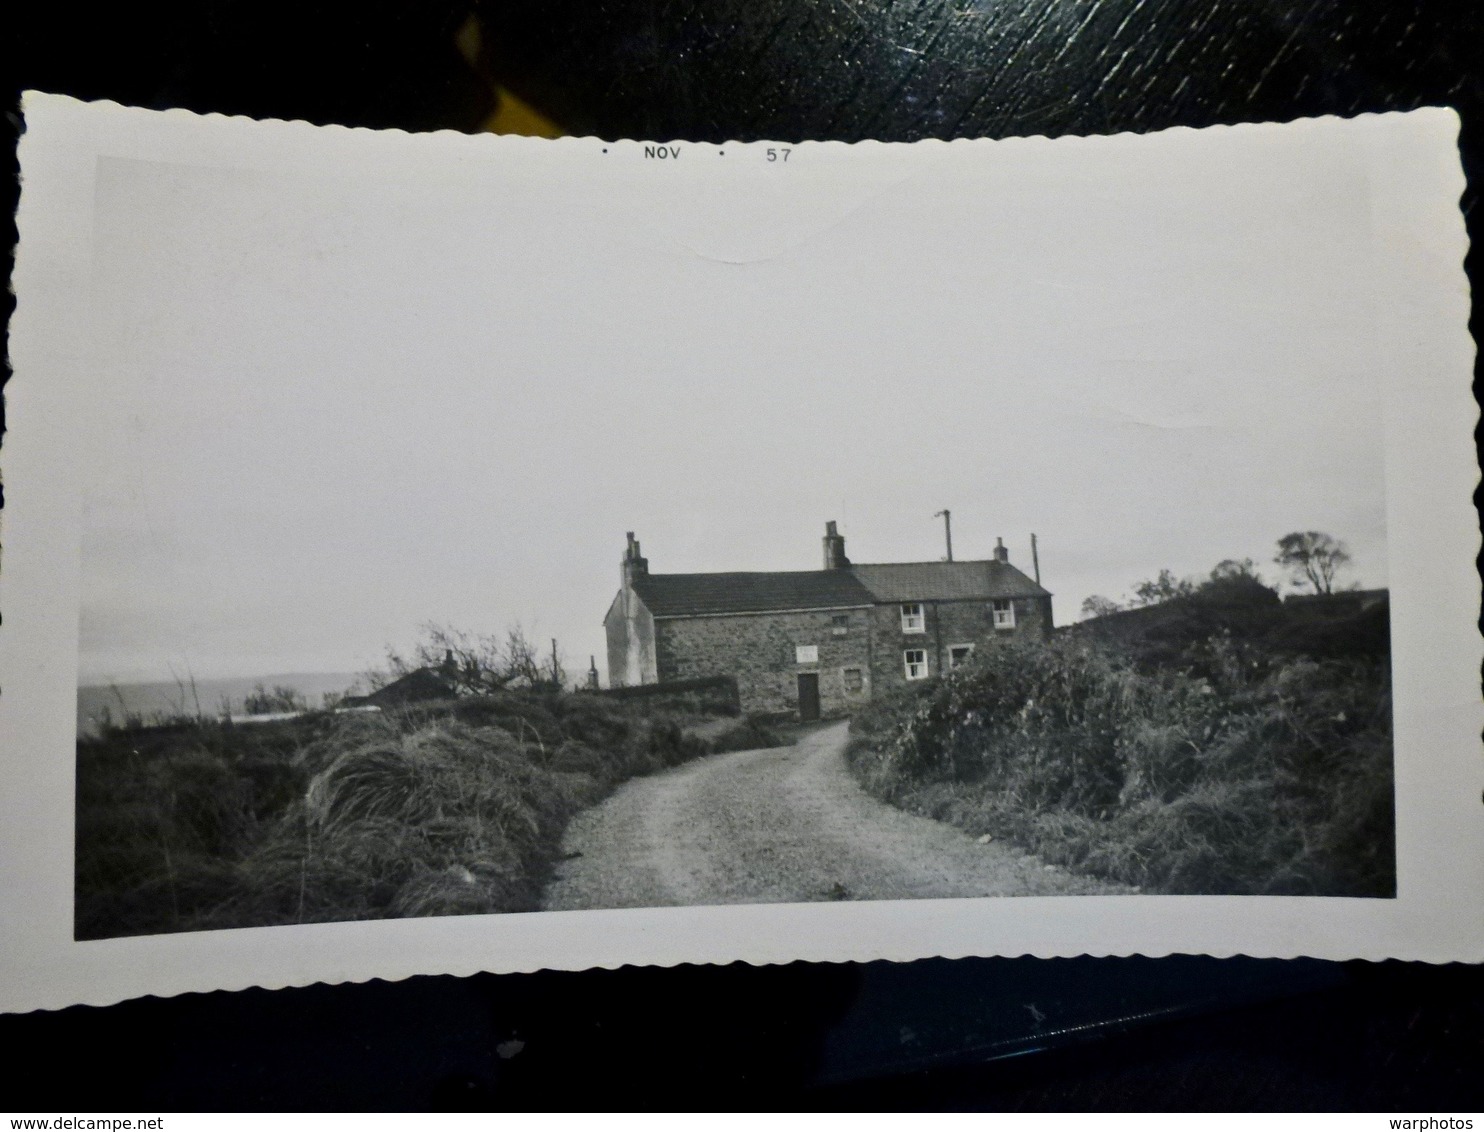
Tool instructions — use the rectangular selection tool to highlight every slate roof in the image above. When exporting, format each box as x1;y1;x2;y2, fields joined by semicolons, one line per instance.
630;559;1049;618
632;570;876;617
850;560;1051;602
341;667;456;707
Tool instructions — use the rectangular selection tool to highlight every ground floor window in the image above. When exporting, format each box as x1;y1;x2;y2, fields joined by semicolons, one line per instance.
903;649;928;680
992;599;1016;629
949;644;974;668
842;667;864;694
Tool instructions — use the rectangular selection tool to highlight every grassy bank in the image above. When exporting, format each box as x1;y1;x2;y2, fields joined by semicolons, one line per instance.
76;693;780;939
847;632;1394;896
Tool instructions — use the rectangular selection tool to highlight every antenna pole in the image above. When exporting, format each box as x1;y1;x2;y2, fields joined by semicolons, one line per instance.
934;510;953;562
1031;533;1041;585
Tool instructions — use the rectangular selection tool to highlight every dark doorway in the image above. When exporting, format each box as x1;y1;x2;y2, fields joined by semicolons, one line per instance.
797;673;820;721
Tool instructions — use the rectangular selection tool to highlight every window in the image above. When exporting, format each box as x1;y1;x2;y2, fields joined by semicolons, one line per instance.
842;667;864;694
900;602;925;633
903;649;928;680
949;644;974;669
831;614;850;637
795;644;819;664
992;599;1016;629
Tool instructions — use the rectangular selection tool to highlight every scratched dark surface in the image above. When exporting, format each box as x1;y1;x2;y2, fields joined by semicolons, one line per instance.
478;0;1476;141
7;0;1484;1111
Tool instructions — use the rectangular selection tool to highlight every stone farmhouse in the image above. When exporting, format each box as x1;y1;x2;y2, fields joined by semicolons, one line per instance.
604;522;1053;720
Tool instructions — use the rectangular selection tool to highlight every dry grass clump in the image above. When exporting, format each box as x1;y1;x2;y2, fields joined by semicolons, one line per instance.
848;633;1394;897
198;716;595;928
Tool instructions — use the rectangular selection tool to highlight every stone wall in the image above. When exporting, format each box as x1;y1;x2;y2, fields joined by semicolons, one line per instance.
655;607;874;717
617;591;1055;715
595;674;740;714
867;595;1054;691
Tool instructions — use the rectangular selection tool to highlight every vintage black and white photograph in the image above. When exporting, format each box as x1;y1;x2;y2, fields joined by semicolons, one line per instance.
60;117;1405;943
4;96;1478;1008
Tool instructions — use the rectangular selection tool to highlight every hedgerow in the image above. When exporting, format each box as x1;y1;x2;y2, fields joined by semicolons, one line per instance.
847;633;1394;896
75;690;747;938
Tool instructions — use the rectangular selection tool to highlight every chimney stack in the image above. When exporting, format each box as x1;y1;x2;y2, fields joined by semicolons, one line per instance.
622;531;649;586
822;520;850;569
994;537;1009;563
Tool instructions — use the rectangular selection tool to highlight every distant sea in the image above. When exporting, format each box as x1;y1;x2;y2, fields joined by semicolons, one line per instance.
76;672;362;737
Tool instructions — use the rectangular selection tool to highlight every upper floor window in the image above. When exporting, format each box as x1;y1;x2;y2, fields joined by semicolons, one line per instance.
831;614;850;637
904;649;928;680
900;602;925;633
992;599;1015;629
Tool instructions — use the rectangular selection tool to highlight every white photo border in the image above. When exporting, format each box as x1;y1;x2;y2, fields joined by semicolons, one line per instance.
2;94;1479;1014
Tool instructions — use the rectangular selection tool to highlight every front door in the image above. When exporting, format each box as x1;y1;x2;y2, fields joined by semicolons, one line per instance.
797;673;821;721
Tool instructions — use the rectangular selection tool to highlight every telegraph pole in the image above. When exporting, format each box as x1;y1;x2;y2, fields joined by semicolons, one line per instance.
1031;533;1041;585
934;510;953;562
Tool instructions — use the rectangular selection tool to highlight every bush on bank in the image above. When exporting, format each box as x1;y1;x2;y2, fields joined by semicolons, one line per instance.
847;632;1394;897
75;691;772;939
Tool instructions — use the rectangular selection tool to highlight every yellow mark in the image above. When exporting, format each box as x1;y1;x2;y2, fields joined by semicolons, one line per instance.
482;87;566;138
454;15;566;138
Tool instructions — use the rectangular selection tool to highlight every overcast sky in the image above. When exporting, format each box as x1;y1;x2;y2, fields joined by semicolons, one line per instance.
76;125;1390;686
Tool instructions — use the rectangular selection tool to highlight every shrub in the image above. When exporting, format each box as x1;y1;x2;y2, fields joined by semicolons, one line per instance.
550;738;609;777
848;634;1394;897
76;686;731;938
705;715;784;754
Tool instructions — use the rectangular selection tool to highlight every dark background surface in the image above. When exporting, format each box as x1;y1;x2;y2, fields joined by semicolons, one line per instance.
6;0;1482;1111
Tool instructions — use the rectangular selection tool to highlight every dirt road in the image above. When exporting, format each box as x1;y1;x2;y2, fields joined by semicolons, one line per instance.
541;720;1122;910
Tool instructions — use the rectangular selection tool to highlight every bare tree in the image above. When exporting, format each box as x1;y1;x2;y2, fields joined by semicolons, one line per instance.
1274;531;1351;594
369;622;565;695
503;626;543;688
542;637;568;690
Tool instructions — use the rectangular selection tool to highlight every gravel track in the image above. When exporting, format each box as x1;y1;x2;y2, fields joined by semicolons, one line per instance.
541;720;1121;910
